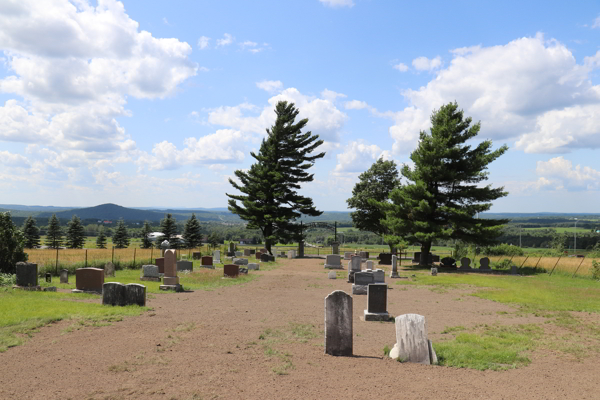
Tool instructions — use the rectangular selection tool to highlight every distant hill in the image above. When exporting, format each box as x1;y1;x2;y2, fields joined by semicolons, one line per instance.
37;203;177;222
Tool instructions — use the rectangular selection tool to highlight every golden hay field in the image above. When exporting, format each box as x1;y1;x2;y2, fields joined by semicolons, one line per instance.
488;255;596;277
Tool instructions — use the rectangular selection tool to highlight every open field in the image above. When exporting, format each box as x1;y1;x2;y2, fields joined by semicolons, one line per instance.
1;257;599;399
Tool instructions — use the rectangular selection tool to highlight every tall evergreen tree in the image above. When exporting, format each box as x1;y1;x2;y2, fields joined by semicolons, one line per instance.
381;102;509;266
65;215;85;249
208;232;221;248
96;226;107;249
45;214;63;249
346;158;401;252
140;221;153;249
0;212;28;273
22;216;40;249
159;213;177;245
113;218;130;249
227;101;325;254
183;214;202;248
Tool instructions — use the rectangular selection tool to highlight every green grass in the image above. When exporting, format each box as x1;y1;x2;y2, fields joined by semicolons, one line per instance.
434;324;542;370
0;289;145;352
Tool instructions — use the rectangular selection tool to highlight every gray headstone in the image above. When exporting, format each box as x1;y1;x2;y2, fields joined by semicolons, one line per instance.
60;269;69;284
459;257;471;269
344;252;353;260
328;271;337;279
176;260;193;271
233;258;249;266
325;255;342;269
125;283;146;306
367;284;387;314
366;260;374;270
354;272;375;285
104;262;115;277
325;291;353;356
235;251;243;257
349;256;361;272
373;269;385;283
431;267;438;276
247;263;259;270
213;250;221;263
390;255;399;278
479;257;490;269
16;262;37;287
351;284;368;295
287;250;295;259
102;282;127;306
389;314;431;364
142;265;159;277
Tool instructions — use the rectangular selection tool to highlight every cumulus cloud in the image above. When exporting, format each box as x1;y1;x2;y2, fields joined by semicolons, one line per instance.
321;89;346;102
344;100;369;110
216;33;234;47
393;62;409;72
0;150;30;167
382;34;600;154
592;16;600;29
536;157;600;190
412;56;442;71
319;0;354;8
333;140;385;175
256;80;283;93
198;36;210;49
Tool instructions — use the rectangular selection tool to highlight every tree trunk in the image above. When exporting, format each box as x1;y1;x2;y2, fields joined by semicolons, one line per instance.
420;241;432;266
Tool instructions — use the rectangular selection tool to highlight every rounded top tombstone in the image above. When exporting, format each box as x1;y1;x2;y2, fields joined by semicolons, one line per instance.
161;240;170;250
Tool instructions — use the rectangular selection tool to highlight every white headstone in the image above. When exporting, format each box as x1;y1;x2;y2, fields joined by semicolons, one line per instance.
213;250;221;263
389;314;431;364
328;271;337;279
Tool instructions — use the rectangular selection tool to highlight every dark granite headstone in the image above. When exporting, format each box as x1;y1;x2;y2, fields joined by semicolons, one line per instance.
60;269;69;284
378;253;392;265
367;284;387;314
224;264;239;278
261;253;274;262
16;262;38;287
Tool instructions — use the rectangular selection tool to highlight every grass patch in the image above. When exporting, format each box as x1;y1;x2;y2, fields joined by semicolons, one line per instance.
435;324;542;370
0;289;145;352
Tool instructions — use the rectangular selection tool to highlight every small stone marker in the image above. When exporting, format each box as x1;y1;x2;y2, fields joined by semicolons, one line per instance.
431;267;438;276
141;265;161;282
389;314;436;364
213;250;221;263
325;290;353;356
235;251;243;257
176;260;193;272
104;262;115;277
16;262;38;287
344;252;352;260
324;254;343;269
349;255;361;271
390;255;399;278
459;257;471;270
373;269;385;283
352;284;368;295
201;256;214;269
247;263;259;270
60;269;69;284
74;268;104;293
413;252;421;263
511;264;518;275
223;264;239;278
354;271;375;285
45;273;52;283
359;251;369;260
479;257;490;270
287;250;295;259
366;260;374;270
155;257;165;274
364;284;389;321
328;271;337;279
233;258;249;265
331;242;340;255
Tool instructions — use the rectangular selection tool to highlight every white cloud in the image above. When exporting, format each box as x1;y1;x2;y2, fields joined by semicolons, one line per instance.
319;0;355;8
344;100;369;110
256;80;283;93
240;40;257;48
0;150;30;167
198;36;210;49
535;157;600;190
321;89;346;102
592;16;600;29
216;33;234;47
393;63;409;72
412;56;442;71
383;34;600;154
333;140;385;175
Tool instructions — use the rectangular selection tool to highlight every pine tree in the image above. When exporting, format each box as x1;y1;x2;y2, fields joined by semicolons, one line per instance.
0;212;28;273
346;158;401;252
183;214;202;248
96;226;107;249
381;102;509;266
208;232;221;248
140;221;153;249
65;215;85;249
22;216;40;249
159;213;177;245
113;219;130;249
45;214;63;249
227;101;325;254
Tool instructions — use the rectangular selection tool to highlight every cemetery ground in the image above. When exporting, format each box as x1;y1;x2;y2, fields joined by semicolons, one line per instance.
1;258;599;399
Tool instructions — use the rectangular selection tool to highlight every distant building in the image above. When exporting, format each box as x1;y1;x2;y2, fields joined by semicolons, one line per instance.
239;238;253;244
147;232;164;242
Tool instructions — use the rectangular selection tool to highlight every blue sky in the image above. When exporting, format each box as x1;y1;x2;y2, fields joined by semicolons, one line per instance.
1;0;600;212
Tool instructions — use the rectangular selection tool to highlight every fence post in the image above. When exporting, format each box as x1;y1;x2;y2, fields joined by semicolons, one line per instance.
534;255;543;269
85;249;88;268
133;248;136;267
55;247;59;275
112;246;114;263
572;257;586;278
150;246;153;264
518;255;529;271
549;255;563;276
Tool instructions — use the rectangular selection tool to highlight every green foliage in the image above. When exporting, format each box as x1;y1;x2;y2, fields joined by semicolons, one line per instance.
159;213;178;245
227;101;325;254
592;260;600;280
65;215;85;249
0;273;16;287
45;214;63;249
347;158;400;250
483;244;525;256
380;103;508;265
96;226;107;249
21;216;40;248
453;242;469;259
0;212;28;274
550;233;568;253
208;232;221;248
140;221;153;249
183;214;203;248
113;219;130;249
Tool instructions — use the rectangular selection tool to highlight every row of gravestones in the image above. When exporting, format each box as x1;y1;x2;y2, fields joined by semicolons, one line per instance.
324;290;436;364
439;256;517;274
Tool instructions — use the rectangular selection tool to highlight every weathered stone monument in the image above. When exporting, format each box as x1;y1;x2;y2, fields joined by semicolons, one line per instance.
373;269;385;283
298;241;304;258
390;255;399;278
233;258;248;266
287;250;296;259
261;253;275;262
359;251;369;260
244;249;251;256
328;271;337;279
176;260;193;272
74;268;104;293
389;314;437;365
324;255;343;269
331;241;340;255
412;252;421;263
364;284;390;321
16;262;38;288
160;249;181;291
201;256;214;269
366;260;374;270
104;262;115;277
160;240;170;256
60;269;69;284
213;250;221;264
325;290;352;356
140;265;161;282
479;257;490;270
247;263;259;270
103;282;146;307
347;255;362;283
223;264;239;278
234;251;243;257
353;271;374;295
344;252;352;260
126;283;146;306
511;264;518;275
229;242;235;253
431;267;438;276
459;257;471;270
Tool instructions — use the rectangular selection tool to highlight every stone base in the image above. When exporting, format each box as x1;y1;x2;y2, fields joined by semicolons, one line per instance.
163;276;180;285
364;310;391;321
71;288;101;294
352;284;367;295
140;276;161;282
201;265;215;269
159;284;183;292
389;271;400;278
12;285;42;291
324;264;344;269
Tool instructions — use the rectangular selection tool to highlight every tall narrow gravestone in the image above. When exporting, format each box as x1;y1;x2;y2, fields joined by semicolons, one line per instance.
389;314;437;364
347;255;362;283
160;249;181;291
213;250;221;264
390;255;400;278
364;284;390;321
325;291;353;356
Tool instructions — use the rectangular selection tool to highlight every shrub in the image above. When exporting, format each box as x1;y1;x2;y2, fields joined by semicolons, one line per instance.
483;244;524;257
592;261;600;280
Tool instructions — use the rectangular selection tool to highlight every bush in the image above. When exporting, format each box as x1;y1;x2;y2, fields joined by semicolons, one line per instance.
0;212;28;273
0;273;16;287
592;261;600;280
483;244;524;257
